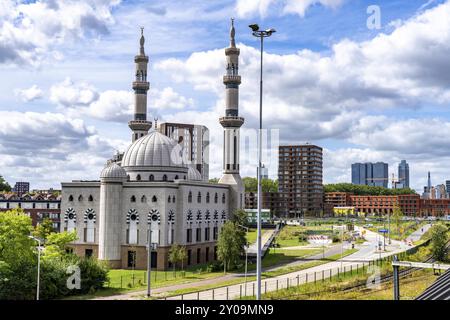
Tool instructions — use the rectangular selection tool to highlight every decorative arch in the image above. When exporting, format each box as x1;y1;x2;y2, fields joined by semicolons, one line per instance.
197;191;202;203
168;210;175;224
214;192;218;203
172;195;176;203
88;195;93;202
196;210;202;221
205;210;211;221
130;195;136;202
68;195;74;202
188;191;192;203
148;209;161;225
168;195;171;203
126;209;139;224
162;174;167;181
83;208;96;223
64;208;76;223
175;175;179;180
213;210;219;220
221;210;227;220
152;195;157;202
186;209;193;223
206;192;210;203
222;193;226;204
149;174;154;181
136;174;141;181
78;195;83;202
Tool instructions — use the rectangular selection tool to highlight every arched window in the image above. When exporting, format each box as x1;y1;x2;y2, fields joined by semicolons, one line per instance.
131;195;136;203
78;195;83;202
206;192;210;203
162;174;167;181
172;195;176;203
136;174;141;181
152;195;157;202
149;174;154;181
222;193;226;204
141;195;147;203
69;195;74;202
175;175;179;180
168;195;171;203
184;175;186;180
88;195;93;202
188;191;192;203
127;175;130;181
197;192;202;203
214;193;218;204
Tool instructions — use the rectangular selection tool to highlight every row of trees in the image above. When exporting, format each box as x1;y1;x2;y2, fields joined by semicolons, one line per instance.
242;177;278;193
324;183;416;195
0;209;108;300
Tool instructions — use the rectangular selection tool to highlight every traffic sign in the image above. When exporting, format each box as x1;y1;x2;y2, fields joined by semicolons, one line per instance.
378;229;388;233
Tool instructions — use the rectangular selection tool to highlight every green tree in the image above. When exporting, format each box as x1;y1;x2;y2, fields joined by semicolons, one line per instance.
208;178;219;184
324;183;416;196
243;177;279;193
179;246;187;271
230;209;248;227
391;205;404;236
429;224;448;262
33;218;54;242
217;221;245;273
168;244;182;276
43;230;78;260
0;175;11;192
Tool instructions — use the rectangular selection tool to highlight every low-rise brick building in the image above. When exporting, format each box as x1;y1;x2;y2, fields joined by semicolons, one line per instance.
0;192;61;230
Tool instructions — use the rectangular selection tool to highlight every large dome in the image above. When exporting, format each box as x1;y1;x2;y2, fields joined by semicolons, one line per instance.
121;131;183;168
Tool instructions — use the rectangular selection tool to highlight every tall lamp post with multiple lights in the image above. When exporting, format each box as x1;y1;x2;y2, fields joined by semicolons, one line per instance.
249;23;276;300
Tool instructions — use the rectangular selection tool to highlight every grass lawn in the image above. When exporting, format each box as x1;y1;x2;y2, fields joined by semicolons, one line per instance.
246;228;269;245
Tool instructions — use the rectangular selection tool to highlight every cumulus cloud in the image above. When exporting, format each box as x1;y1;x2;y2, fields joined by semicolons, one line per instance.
15;85;44;102
236;0;344;18
0;0;121;66
152;87;194;110
50;77;99;107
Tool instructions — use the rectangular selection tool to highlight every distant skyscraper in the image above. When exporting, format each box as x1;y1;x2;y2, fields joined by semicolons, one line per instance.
423;172;432;199
351;162;388;188
398;160;410;188
446;180;450;198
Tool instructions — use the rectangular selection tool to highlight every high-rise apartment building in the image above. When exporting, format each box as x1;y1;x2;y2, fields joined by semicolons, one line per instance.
351;162;389;188
278;144;323;217
446;180;450;198
158;122;210;181
398;160;410;188
13;181;30;196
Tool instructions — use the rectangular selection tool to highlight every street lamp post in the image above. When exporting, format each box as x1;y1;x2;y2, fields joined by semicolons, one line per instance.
249;23;276;301
237;224;249;297
29;236;42;301
147;228;152;298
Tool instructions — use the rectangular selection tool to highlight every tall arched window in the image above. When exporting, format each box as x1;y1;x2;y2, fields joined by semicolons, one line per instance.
172;195;176;202
88;195;93;202
141;195;147;203
152;195;157;202
162;174;167;181
168;195;171;203
188;191;192;203
197;192;202;203
149;174;154;181
69;195;74;202
131;195;136;202
175;175;179;180
222;193;226;204
206;192;210;203
214;193;218;204
136;174;141;181
78;195;83;202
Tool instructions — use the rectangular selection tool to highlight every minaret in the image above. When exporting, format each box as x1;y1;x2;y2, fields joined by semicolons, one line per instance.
219;19;245;212
128;27;152;142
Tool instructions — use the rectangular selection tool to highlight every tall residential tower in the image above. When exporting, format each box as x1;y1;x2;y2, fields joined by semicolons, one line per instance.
398;160;410;188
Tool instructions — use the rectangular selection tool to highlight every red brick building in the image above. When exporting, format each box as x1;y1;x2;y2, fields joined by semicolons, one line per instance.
0;192;61;230
324;192;448;217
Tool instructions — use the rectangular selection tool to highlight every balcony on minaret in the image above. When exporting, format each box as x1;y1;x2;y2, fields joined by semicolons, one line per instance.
219;116;244;128
132;81;150;92
223;75;241;84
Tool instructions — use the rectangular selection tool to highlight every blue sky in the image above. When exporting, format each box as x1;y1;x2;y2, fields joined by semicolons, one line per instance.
1;0;450;192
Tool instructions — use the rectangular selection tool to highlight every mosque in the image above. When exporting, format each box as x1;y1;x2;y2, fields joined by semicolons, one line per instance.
60;20;244;270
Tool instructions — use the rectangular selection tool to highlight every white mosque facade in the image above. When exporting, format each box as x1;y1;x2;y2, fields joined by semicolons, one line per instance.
60;21;244;270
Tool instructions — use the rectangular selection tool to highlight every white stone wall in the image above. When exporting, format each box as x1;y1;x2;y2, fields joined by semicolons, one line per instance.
60;184;101;244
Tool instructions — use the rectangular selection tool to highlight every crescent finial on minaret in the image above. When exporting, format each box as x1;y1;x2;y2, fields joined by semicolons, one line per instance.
139;26;145;55
230;18;236;48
